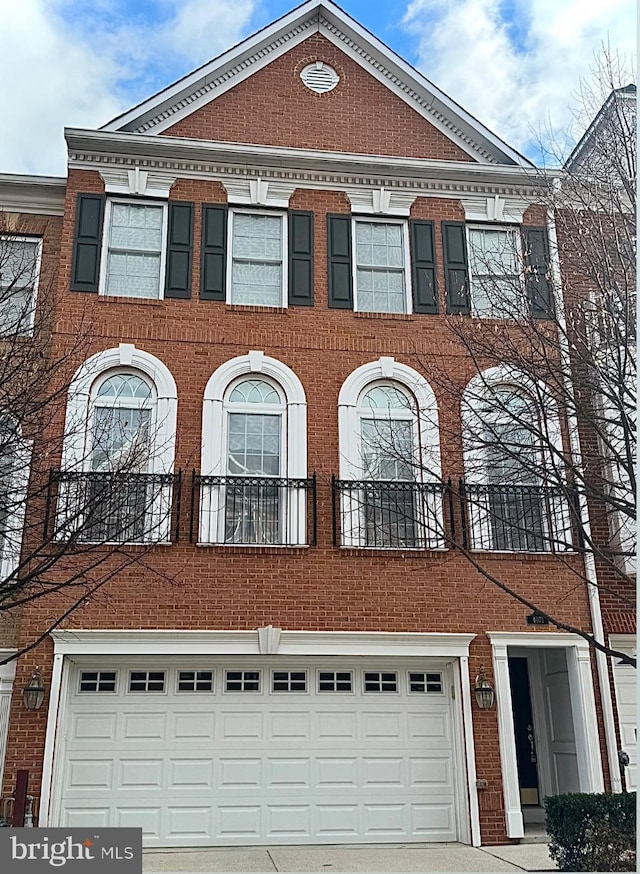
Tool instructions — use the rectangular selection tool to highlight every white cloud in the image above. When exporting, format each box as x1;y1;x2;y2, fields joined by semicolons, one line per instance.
402;0;636;161
0;0;258;176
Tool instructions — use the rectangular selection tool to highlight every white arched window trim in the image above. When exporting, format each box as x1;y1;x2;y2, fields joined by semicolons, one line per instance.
62;344;178;474
202;352;307;478
461;365;563;485
338;357;441;480
0;416;32;581
461;365;570;553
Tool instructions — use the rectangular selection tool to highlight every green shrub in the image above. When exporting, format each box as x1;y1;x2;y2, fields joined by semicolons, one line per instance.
544;792;636;871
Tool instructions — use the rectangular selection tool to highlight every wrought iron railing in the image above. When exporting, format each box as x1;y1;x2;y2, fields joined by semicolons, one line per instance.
332;478;447;549
192;473;316;546
459;481;579;553
46;469;181;544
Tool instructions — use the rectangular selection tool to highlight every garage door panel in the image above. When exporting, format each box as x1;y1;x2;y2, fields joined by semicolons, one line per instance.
71;712;117;741
169;759;214;787
58;658;462;846
65;758;114;790
316;711;358;739
172;712;215;740
316;757;358;786
267;757;311;787
114;807;162;837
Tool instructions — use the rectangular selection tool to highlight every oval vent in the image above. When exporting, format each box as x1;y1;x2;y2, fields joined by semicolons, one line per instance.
300;62;339;94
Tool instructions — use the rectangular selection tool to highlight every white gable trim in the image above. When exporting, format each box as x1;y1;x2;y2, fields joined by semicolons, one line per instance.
100;1;531;168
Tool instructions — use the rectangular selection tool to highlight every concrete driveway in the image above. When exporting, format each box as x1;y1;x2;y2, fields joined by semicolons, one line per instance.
143;842;556;873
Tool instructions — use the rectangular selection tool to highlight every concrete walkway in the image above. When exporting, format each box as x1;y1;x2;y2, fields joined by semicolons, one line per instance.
143;842;557;873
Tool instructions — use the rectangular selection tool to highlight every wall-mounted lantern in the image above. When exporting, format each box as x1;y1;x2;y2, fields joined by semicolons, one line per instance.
474;666;495;709
23;669;46;711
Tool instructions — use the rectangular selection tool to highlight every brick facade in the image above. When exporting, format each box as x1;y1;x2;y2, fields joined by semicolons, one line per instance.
0;0;630;849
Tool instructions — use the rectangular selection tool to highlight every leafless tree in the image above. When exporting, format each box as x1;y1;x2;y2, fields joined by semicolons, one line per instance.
0;217;180;665
334;57;636;666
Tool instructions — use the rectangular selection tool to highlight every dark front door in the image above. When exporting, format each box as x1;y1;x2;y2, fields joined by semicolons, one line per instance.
509;656;540;805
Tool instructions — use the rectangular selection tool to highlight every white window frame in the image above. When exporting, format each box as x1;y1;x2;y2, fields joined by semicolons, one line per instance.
337;358;443;549
227;209;287;308
466;224;524;319
461;365;571;553
0;235;42;336
59;345;178;544
200;353;308;546
0;416;32;582
99;198;168;300
218;375;286;545
352;217;412;315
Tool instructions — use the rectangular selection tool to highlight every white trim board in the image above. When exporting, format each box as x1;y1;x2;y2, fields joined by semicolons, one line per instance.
488;632;604;839
51;629;476;658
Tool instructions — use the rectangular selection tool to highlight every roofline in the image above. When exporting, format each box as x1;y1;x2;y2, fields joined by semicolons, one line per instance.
101;0;533;169
0;173;67;216
66;127;543;188
565;85;637;170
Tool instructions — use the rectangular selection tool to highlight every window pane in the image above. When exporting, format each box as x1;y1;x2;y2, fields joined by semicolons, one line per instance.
96;374;152;401
91;407;151;472
227;413;280;475
231;262;282;306
229;379;280;405
106;252;161;298
361;419;414;480
110;204;163;252
356;269;406;313
361;385;413;412
233;214;282;260
468;228;520;317
0;239;38;333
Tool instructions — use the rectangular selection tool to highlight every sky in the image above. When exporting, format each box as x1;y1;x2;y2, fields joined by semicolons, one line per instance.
0;0;636;176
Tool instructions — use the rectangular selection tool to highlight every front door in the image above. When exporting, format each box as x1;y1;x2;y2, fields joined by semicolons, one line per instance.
508;657;540;806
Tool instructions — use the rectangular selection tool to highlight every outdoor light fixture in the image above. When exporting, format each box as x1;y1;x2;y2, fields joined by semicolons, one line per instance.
23;669;45;711
474;667;495;709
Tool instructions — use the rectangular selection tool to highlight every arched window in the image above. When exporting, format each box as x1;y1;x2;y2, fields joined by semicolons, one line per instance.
59;345;178;544
89;373;155;473
462;367;571;552
337;359;443;549
201;353;309;545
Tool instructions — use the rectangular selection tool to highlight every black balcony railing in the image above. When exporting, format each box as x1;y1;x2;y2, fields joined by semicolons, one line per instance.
46;469;181;544
332;478;447;549
191;473;317;546
459;481;578;553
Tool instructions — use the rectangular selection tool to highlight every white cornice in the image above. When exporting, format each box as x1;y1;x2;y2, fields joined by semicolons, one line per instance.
51;629;476;658
0;174;66;216
65;129;544;204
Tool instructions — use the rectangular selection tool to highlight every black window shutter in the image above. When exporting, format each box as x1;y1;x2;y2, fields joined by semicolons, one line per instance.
442;222;470;314
288;211;314;306
165;202;193;299
410;220;438;314
70;194;105;292
200;205;228;300
523;227;553;318
327;214;353;309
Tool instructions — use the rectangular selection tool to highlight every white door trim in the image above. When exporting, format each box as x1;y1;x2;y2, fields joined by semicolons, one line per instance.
0;651;17;794
488;632;604;839
41;630;476;833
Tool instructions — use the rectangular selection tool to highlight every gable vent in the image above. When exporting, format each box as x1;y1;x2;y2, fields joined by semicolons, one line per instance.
300;62;339;94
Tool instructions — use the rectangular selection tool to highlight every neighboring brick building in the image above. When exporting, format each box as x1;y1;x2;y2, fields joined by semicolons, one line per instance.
0;0;633;848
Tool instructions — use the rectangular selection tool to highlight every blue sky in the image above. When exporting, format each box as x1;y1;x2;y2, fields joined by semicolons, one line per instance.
0;0;635;175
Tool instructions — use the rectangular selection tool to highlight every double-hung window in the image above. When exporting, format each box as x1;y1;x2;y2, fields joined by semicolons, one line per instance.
223;377;284;544
0;236;40;334
102;201;167;299
467;226;522;318
358;383;420;548
229;211;286;307
353;220;410;314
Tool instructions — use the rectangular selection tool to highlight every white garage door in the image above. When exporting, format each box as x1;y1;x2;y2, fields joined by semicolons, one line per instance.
54;657;463;846
611;639;637;791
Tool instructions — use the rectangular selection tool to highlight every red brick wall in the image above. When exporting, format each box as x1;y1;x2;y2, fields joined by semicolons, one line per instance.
164;34;475;162
0;170;609;846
